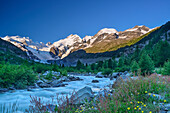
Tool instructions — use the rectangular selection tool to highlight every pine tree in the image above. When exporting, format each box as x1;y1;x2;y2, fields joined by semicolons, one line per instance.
162;61;170;75
118;56;124;67
108;59;113;69
139;52;154;75
97;61;103;69
152;41;170;66
131;61;140;73
76;60;82;70
62;64;65;68
91;63;96;70
103;60;108;68
112;59;117;70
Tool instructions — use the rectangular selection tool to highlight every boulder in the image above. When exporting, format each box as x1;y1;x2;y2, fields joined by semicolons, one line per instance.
96;72;104;78
50;80;62;87
0;88;8;93
111;72;119;79
68;76;83;81
41;78;50;83
8;85;16;90
53;83;68;87
36;80;44;84
39;83;51;88
52;76;57;80
148;93;164;100
59;76;70;82
42;71;60;76
112;75;130;88
124;71;128;75
125;73;131;76
68;86;94;105
92;80;99;83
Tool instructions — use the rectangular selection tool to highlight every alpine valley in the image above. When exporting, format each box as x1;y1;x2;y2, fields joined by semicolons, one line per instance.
0;21;170;113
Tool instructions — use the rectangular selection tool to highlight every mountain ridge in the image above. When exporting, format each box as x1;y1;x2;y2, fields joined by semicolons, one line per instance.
0;25;154;62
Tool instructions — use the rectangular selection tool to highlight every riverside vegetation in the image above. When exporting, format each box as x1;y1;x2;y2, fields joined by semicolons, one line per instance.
0;22;170;112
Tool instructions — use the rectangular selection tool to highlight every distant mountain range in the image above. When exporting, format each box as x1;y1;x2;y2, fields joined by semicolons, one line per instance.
1;21;170;65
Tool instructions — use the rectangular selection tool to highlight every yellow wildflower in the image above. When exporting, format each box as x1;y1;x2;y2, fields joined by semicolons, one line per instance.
127;107;130;110
145;91;147;93
138;101;140;103
134;107;137;110
153;94;155;97
130;102;133;104
139;108;141;110
164;100;166;103
142;111;144;113
149;93;151;95
92;106;94;108
137;106;139;108
149;111;152;113
144;104;146;107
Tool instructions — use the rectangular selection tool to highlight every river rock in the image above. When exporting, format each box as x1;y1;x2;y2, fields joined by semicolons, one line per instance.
36;80;44;84
59;76;70;82
112;75;130;88
148;93;164;100
92;80;99;83
53;83;68;87
39;83;51;88
68;76;83;81
50;80;62;87
41;78;50;83
0;88;8;93
43;71;60;76
96;72;104;78
68;86;94;105
8;85;16;90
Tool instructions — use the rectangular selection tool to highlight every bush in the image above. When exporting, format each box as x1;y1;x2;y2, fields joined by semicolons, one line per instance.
115;66;130;72
44;71;53;80
60;69;68;76
102;68;113;75
32;63;52;73
0;64;36;88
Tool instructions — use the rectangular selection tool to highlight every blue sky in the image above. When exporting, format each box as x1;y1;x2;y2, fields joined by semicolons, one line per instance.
0;0;170;43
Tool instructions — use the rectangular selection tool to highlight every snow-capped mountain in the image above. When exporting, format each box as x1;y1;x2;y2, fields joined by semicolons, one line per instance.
0;25;154;62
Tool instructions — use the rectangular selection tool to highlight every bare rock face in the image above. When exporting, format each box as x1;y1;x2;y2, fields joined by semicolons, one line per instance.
50;47;59;58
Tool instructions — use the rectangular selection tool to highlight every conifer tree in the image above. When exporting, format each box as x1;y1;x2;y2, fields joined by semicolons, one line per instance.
152;40;170;66
162;61;170;75
76;60;82;70
108;59;113;69
97;61;103;69
118;56;124;67
131;61;140;73
139;52;154;75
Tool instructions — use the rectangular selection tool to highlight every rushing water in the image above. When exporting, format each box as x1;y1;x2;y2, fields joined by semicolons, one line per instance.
0;75;115;112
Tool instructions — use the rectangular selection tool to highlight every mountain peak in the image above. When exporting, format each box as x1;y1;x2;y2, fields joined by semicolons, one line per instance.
99;28;118;34
67;34;80;39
